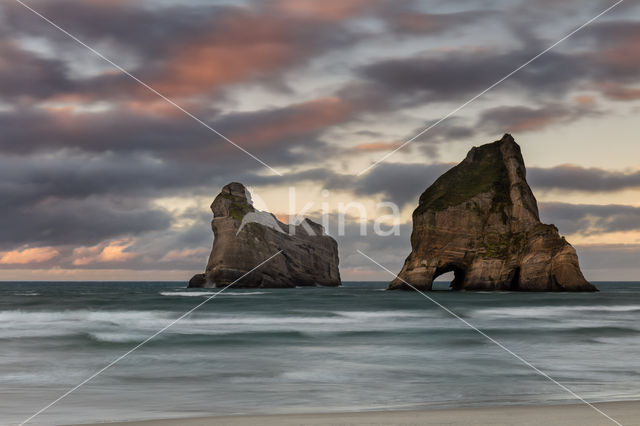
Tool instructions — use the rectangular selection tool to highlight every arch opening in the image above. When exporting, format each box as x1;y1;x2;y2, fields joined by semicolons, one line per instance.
509;267;521;291
432;264;466;291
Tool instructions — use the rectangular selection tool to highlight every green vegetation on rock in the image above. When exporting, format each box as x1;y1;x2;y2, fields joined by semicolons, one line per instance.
219;192;254;220
482;231;527;260
415;141;511;215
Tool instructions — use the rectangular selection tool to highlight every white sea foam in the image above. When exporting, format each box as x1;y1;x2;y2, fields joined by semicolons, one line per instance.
0;309;167;323
334;310;429;319
0;310;170;339
475;305;640;318
159;291;266;297
4;303;635;342
89;331;152;343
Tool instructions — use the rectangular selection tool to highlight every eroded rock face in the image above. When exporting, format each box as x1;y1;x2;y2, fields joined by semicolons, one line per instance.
390;134;596;292
189;182;341;288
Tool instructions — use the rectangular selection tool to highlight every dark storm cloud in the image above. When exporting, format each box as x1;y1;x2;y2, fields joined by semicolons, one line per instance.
353;17;640;108
248;162;453;209
1;0;364;101
253;160;640;212
579;20;640;82
396;118;476;158
350;162;452;207
0;97;345;166
212;97;355;163
0;151;220;250
528;165;640;192
357;49;588;104
0;151;227;203
0;149;335;251
385;9;493;35
0;107;204;155
539;202;640;235
0;40;76;100
0;197;173;249
1;0;215;57
8;148;639;252
478;104;600;134
342;161;640;211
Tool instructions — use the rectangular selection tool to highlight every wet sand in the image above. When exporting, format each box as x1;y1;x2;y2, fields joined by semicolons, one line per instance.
73;400;639;426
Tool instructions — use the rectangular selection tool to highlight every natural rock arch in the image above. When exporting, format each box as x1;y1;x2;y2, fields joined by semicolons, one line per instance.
390;134;596;292
432;264;466;291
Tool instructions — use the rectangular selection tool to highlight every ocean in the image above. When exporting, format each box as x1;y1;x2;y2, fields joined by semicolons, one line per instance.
1;281;639;425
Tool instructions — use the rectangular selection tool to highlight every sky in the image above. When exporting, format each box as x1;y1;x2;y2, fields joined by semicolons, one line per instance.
1;0;640;281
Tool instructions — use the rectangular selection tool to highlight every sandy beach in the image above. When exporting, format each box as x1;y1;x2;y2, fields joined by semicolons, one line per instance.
73;401;640;426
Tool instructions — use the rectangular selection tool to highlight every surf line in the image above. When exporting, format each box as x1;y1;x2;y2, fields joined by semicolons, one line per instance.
357;249;623;426
18;251;283;426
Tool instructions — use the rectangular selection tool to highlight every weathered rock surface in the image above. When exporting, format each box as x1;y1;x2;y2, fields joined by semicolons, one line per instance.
189;182;341;288
390;134;596;292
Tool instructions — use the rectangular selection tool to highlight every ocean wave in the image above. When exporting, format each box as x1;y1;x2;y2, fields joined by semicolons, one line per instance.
334;310;430;319
88;331;152;343
0;309;429;340
0;309;168;323
475;305;640;318
0;310;171;339
159;291;266;297
0;309;417;329
4;305;638;342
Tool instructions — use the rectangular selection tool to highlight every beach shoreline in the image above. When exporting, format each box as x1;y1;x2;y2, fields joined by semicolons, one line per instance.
71;400;640;426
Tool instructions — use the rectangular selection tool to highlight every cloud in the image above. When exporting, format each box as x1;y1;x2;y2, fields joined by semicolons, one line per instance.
351;19;640;112
528;165;640;192
479;104;598;133
574;244;640;271
0;151;206;202
356;48;588;104
0;94;355;167
216;97;355;152
386;10;492;35
146;8;359;97
272;0;376;21
160;248;210;263
596;82;640;101
539;202;640;235
352;141;403;152
72;239;137;266
0;196;173;249
585;21;640;82
0;247;60;264
2;0;364;101
0;40;75;101
349;162;453;207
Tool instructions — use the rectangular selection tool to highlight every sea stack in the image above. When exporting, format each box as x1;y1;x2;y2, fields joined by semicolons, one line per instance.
390;134;596;292
189;182;341;288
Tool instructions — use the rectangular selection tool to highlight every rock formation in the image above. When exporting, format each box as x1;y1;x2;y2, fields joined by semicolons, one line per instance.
390;134;596;292
189;182;341;288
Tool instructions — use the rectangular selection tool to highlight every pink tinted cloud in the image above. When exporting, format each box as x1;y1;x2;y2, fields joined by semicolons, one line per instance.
149;8;357;98
0;247;60;265
352;141;403;152
72;239;137;266
230;96;354;148
273;0;374;21
597;82;640;101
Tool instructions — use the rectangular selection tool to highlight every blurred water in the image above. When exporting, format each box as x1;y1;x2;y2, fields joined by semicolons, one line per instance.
1;281;639;425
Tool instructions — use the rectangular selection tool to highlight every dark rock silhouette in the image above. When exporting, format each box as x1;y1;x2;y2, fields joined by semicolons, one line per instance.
390;134;596;292
189;182;341;288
